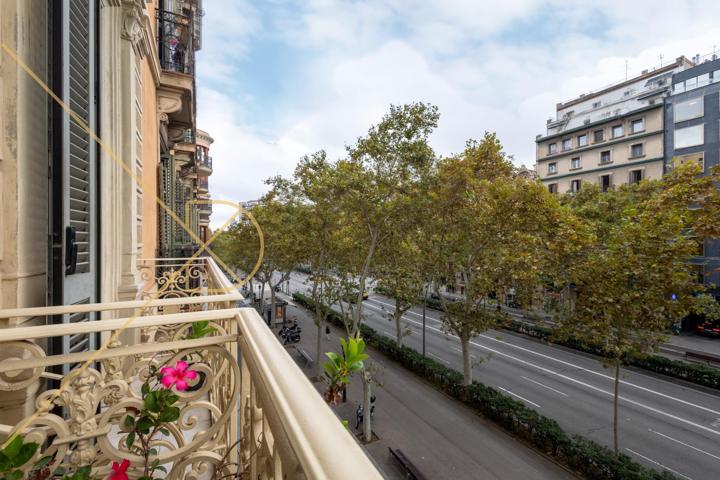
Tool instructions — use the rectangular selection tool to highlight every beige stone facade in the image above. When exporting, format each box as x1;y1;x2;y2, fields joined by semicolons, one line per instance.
537;106;666;193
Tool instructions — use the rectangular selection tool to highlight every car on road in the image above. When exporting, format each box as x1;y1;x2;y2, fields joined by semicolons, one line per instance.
695;319;720;337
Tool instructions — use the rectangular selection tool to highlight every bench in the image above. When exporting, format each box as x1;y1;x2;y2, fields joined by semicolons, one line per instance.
297;347;313;367
388;447;426;480
685;349;720;366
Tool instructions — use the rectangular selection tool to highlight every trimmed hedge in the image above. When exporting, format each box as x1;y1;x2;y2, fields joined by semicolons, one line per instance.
293;292;678;480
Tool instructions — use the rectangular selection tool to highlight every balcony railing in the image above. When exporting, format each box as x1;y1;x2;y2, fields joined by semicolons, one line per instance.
196;177;208;191
0;257;381;479
157;9;195;75
197;155;212;173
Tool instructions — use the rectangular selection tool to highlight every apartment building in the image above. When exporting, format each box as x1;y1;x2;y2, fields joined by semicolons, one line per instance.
536;56;694;194
665;56;720;289
196;129;214;242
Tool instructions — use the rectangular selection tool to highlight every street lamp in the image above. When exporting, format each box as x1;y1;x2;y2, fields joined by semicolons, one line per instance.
422;281;430;357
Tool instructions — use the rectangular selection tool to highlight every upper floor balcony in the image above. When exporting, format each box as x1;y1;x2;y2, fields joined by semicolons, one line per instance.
197;155;213;175
196;176;209;193
157;9;195;76
0;257;381;479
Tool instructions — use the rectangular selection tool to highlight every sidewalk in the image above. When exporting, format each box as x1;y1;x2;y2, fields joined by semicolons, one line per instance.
282;304;578;480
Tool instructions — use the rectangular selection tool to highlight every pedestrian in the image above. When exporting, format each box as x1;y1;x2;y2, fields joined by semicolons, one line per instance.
355;404;364;430
325;324;331;340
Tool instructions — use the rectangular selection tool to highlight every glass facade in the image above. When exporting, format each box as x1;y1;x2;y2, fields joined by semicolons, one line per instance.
674;98;704;122
674;124;704;149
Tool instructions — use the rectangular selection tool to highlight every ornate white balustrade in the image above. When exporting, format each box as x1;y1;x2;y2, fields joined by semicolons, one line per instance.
0;257;381;479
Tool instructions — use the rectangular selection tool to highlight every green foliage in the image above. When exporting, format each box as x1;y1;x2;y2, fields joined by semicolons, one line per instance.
322;337;369;404
186;320;216;339
692;294;720;322
293;292;677;480
0;435;39;479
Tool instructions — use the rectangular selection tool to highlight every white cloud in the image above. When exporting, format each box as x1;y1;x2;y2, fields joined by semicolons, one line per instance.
198;0;720;229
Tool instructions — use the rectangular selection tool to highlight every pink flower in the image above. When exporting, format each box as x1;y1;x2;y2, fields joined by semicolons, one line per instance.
160;361;198;391
109;459;130;480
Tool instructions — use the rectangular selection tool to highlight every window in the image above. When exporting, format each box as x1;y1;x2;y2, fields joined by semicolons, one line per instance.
548;162;557;174
673;82;685;94
692;264;705;285
674;153;705;173
631;118;644;133
600;174;612;192
629;169;643;184
548;183;558;194
592;101;601;108
577;134;588;147
714;70;720;83
593;129;604;142
571;157;581;169
697;73;710;87
548;143;557;154
685;76;698;90
600;150;611;164
674;124;704;149
674;98;704;122
570;179;581;193
562;138;572;151
630;143;644;158
612;124;624;138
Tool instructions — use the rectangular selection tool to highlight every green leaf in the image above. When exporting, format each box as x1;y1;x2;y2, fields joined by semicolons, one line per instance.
0;452;11;472
4;470;23;480
2;436;22;459
144;391;161;413
125;431;136;449
159;428;170;436
32;454;54;470
123;415;135;428
158;406;180;423
12;442;38;467
155;465;168;473
166;393;179;406
137;417;154;434
141;382;150;396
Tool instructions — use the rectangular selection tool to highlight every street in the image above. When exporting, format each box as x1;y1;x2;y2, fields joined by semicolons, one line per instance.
282;271;720;480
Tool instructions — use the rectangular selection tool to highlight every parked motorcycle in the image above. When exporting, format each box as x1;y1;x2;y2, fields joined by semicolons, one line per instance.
279;324;301;345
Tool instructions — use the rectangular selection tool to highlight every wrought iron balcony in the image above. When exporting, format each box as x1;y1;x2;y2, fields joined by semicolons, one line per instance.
156;9;195;75
196;176;208;192
197;155;212;174
0;256;381;479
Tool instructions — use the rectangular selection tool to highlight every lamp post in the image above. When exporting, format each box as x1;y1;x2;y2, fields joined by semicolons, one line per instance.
422;281;430;357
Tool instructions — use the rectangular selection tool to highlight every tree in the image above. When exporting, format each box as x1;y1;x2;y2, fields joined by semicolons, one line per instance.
557;179;698;455
426;134;564;386
331;102;440;441
374;237;425;346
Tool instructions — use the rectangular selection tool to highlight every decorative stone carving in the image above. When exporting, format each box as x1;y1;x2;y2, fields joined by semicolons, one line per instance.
121;0;150;58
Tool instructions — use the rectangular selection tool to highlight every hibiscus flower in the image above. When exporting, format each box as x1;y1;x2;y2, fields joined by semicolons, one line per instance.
160;360;198;391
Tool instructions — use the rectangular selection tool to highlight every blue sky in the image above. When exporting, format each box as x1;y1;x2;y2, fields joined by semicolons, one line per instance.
196;0;720;227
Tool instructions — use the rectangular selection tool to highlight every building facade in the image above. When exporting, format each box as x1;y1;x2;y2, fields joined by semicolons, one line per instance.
536;57;693;193
0;0;208;420
665;56;720;289
196;128;214;243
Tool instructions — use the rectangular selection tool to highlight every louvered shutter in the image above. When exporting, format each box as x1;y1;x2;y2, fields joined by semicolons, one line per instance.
67;0;92;273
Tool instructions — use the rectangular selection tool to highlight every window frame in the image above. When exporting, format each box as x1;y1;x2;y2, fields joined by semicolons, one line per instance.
630;118;645;134
547;162;558;174
629;143;644;158
599;173;612;192
611;124;624;138
577;134;588;147
570;179;581;193
599;150;612;164
548;142;557;155
673;124;704;149
548;183;558;194
593;129;605;143
673;98;704;123
562;138;572;151
628;169;643;184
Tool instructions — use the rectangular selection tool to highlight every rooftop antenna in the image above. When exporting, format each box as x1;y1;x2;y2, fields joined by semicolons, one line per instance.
659;53;664;67
625;60;628;80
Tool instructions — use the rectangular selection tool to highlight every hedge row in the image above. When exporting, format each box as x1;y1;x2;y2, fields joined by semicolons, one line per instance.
293;292;677;480
373;287;720;390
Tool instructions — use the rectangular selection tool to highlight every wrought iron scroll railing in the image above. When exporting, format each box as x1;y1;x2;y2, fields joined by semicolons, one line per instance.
0;257;381;479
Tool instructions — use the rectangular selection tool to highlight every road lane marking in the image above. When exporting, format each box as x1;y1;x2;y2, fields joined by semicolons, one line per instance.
521;376;569;397
451;346;462;353
378;312;720;437
648;428;720;462
497;387;541;409
303;288;720;434
625;448;693;480
374;303;720;417
371;295;720;416
383;330;396;338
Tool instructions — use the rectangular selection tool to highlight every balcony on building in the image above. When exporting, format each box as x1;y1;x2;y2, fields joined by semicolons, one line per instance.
196;176;209;193
0;256;381;479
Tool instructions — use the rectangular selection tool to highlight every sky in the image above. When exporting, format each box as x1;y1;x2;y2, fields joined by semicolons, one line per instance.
196;0;720;228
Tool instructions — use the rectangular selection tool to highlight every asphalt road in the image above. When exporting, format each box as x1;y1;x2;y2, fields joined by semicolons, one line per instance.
281;271;720;480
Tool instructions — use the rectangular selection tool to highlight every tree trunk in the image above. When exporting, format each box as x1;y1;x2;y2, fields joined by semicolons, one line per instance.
270;288;276;326
315;320;323;380
461;337;472;386
362;370;372;443
613;359;620;455
395;298;402;346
